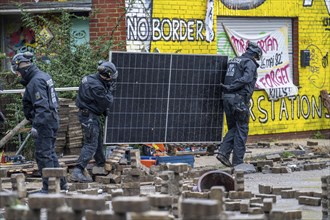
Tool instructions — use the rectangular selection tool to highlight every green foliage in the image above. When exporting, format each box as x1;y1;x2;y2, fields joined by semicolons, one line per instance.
20;10;116;98
1;9;124;156
281;151;295;158
311;131;325;139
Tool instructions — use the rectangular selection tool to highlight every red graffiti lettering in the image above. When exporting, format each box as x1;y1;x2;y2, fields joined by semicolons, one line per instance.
257;35;278;54
231;36;246;54
258;64;290;88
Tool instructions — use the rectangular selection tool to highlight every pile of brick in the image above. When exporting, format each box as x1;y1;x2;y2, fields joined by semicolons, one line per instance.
0;151;329;220
56;98;83;155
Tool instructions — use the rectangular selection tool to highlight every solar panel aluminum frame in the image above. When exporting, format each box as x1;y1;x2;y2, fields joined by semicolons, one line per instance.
104;51;228;145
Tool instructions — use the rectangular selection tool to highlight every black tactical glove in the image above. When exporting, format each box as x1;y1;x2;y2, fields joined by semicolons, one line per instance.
110;81;117;92
220;83;230;92
103;108;111;117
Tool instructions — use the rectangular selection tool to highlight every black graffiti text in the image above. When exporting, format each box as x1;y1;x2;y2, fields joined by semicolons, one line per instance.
250;95;325;123
127;16;207;42
260;52;283;69
268;87;293;100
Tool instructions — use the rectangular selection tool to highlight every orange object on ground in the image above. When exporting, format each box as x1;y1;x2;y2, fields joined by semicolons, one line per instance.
141;159;156;168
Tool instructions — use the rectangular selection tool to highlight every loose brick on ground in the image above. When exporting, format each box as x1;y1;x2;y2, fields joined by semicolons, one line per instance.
112;196;150;213
28;194;66;209
42;168;67;177
70;194;106;211
298;196;321;206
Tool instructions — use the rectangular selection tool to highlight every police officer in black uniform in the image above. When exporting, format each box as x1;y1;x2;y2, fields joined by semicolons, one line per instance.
217;42;262;167
70;60;118;182
11;52;67;193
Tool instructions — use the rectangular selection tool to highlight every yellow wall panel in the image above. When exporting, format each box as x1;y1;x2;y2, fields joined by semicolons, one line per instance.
127;0;329;137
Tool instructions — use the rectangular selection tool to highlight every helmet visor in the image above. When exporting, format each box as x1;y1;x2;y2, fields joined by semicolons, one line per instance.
10;62;18;74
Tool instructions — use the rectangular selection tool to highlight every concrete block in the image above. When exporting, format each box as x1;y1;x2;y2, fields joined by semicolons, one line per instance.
272;187;292;195
285;210;302;219
70;194;106;211
95;176;111;184
123;188;140;196
0;192;18;208
112;196;150;213
281;190;296;199
42;168;66;177
48;177;60;194
121;182;140;189
111;189;124;198
72;182;89;190
0;168;8;178
258;184;272;194
295;191;314;199
270;210;285;219
28;194;66;209
11;173;26;198
240;199;250;213
228;191;253;199
129;211;172;220
257;160;274;168
263;198;273;213
182;191;209;199
255;194;277;203
298;196;321;206
148;194;173;207
92;166;108;175
5;206;31;220
250;197;263;203
266;154;281;161
225;201;241;211
248;207;264;215
181;198;220;218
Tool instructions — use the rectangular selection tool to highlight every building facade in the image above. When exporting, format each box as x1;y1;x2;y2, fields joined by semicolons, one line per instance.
0;0;329;139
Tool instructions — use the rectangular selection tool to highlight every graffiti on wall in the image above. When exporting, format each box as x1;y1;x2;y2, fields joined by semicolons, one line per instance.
250;94;328;123
306;44;328;88
126;0;153;52
220;0;266;10
127;17;209;42
303;0;330;15
6;26;36;57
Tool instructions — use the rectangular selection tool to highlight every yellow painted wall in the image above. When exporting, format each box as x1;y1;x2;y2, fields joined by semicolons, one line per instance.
148;0;330;136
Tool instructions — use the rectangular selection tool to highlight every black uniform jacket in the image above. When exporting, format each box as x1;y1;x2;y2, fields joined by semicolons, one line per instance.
223;52;259;100
76;73;114;116
21;65;59;130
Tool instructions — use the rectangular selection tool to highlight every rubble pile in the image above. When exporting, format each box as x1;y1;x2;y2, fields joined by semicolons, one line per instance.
0;140;329;220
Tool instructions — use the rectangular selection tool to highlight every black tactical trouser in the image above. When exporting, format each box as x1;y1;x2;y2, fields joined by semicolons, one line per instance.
219;94;250;166
34;121;67;191
76;110;105;170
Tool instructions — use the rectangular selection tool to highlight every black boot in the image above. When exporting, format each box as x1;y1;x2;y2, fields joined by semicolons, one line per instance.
70;167;92;183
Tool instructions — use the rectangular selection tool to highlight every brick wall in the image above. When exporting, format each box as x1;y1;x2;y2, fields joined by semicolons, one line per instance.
90;0;126;51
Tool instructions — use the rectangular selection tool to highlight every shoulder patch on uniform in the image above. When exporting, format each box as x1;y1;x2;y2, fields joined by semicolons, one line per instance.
82;76;88;84
35;91;41;100
46;79;54;86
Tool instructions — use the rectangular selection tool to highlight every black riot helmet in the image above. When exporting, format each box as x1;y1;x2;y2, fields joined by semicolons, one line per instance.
97;60;118;80
246;42;263;60
11;52;34;74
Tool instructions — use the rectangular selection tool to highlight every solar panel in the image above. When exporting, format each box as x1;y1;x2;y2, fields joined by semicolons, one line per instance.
105;52;227;144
